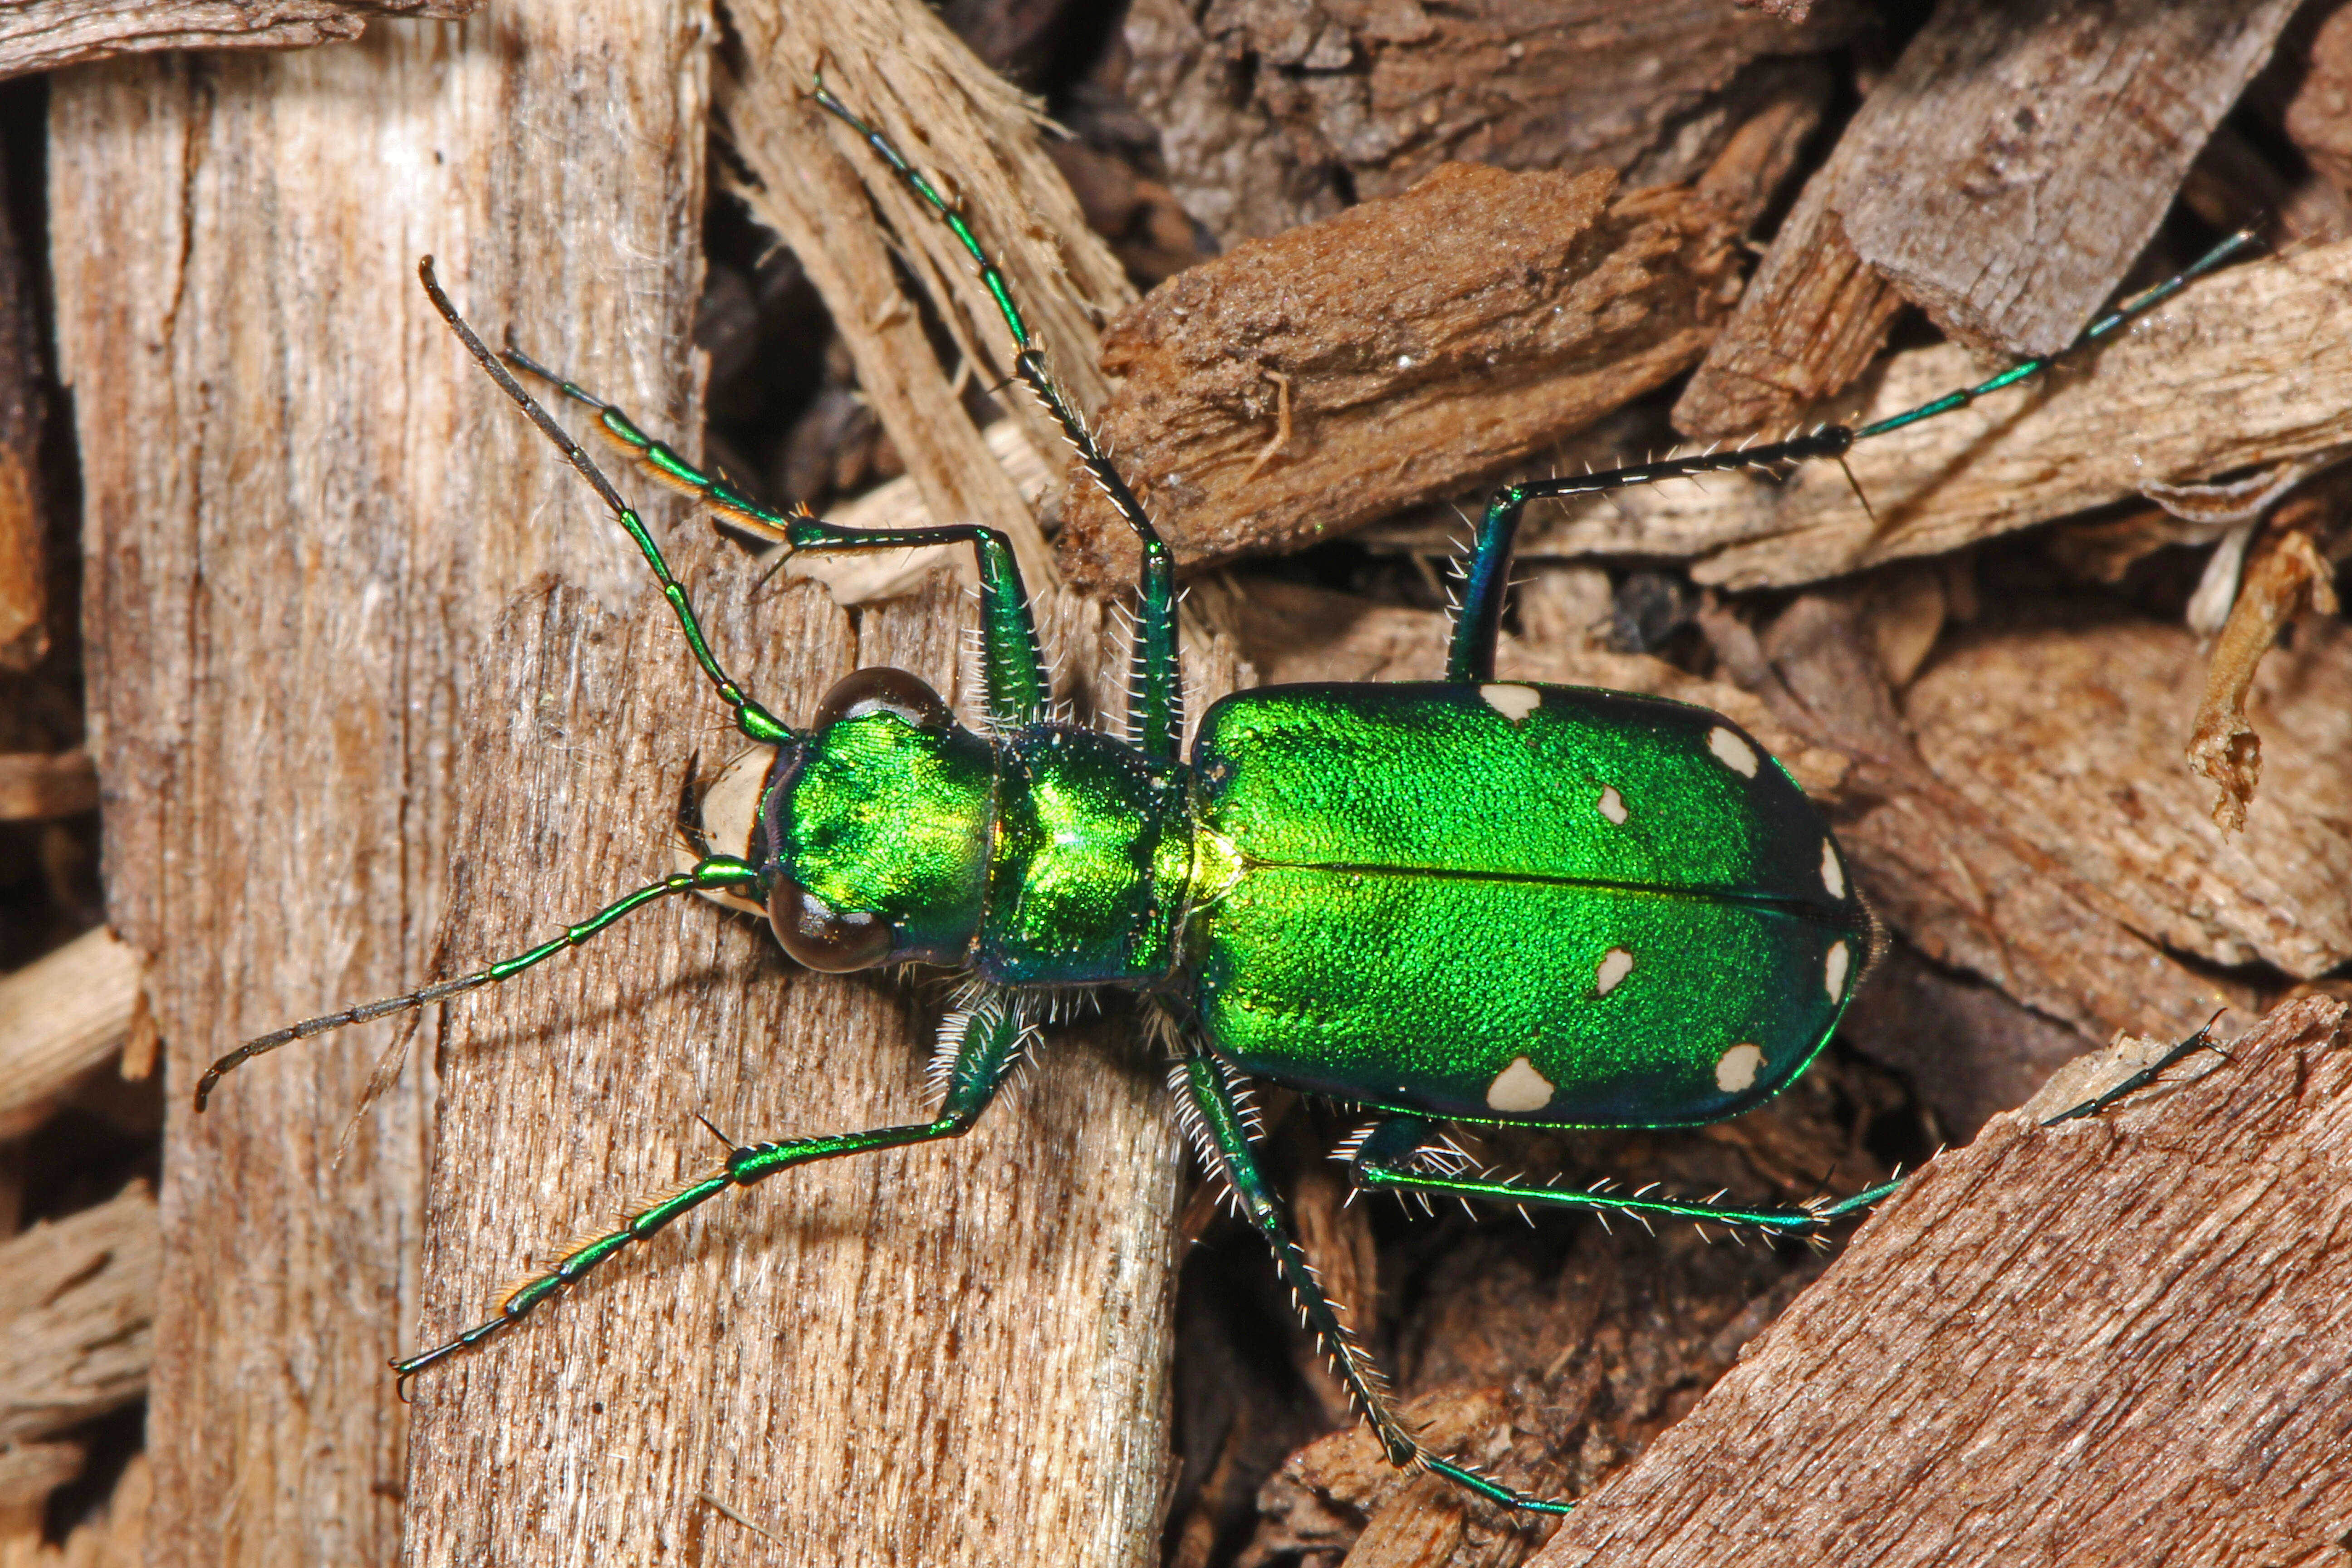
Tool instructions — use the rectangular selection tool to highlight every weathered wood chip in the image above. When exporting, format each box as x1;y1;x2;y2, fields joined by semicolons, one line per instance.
1533;996;2352;1567
1058;170;1741;593
1121;0;1856;247
1728;596;2263;1044
1907;614;2352;982
1676;0;2301;437
0;926;143;1138
0;1185;160;1450
0;0;476;81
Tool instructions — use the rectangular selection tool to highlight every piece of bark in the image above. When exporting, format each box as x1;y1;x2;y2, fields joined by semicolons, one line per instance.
1122;0;1856;248
0;750;95;820
1840;0;2299;358
0;1184;160;1449
1739;596;2262;1045
406;569;1184;1568
2286;0;2352;204
0;0;476;79
1236;1050;1906;1568
2187;517;2343;833
0;1442;82;1513
1907;613;2352;982
53;15;711;1566
1675;0;2300;437
1378;240;2352;590
0;1453;148;1568
1533;995;2352;1565
0;926;143;1139
0;148;40;674
1057;170;1741;593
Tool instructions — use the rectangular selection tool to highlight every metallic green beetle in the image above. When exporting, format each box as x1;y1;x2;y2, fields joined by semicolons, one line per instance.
194;90;2255;1514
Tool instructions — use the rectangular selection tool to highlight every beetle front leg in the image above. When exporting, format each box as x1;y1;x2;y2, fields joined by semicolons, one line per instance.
392;990;1029;1383
1348;1115;1898;1239
1174;1045;1574;1515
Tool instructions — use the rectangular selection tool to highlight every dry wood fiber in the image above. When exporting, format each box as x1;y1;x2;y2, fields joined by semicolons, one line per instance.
53;10;709;1564
1536;997;2352;1565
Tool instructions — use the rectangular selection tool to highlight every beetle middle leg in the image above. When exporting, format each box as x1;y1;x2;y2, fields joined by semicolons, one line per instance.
1174;1042;1575;1515
391;988;1029;1383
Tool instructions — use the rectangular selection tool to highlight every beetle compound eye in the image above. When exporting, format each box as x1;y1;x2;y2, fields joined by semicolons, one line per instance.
812;667;953;733
768;873;896;972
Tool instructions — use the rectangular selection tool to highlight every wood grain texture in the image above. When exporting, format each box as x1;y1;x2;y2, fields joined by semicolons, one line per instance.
0;925;141;1137
53;11;707;1565
721;0;1135;593
0;0;475;80
0;1183;157;1452
1375;240;2352;590
1674;0;2297;437
1534;996;2352;1565
1838;0;2299;358
1121;0;1856;247
1056;168;1740;592
402;567;1183;1567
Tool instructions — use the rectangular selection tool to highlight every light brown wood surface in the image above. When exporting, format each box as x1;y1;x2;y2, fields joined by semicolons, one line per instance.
55;11;707;1565
0;0;474;80
56;13;1183;1565
1534;996;2352;1565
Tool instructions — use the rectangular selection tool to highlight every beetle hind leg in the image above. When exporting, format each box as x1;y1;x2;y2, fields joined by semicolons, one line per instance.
1173;1045;1575;1516
1347;1115;1899;1241
391;990;1028;1384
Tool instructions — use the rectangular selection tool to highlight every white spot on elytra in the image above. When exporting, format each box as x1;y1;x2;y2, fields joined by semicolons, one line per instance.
1708;725;1759;777
1486;1055;1555;1112
1480;684;1541;724
1597;784;1627;824
1825;940;1851;1002
1820;838;1847;900
1595;947;1634;995
1715;1043;1764;1094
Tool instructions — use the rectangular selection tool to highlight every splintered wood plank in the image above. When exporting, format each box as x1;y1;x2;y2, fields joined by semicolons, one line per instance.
52;11;708;1565
1534;996;2352;1565
0;0;475;79
1674;0;2298;437
1055;168;1740;593
1376;239;2352;591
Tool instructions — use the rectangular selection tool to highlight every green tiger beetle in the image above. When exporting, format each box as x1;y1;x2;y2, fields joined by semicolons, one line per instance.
193;87;2253;1514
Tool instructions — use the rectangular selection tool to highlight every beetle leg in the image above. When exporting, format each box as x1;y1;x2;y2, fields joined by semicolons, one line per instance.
420;263;793;748
1174;1045;1574;1515
1348;1115;1899;1239
811;86;1183;761
489;346;1054;733
390;989;1030;1386
194;856;763;1110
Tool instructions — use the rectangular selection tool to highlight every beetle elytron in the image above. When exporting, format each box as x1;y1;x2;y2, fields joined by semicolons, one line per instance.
195;88;2256;1512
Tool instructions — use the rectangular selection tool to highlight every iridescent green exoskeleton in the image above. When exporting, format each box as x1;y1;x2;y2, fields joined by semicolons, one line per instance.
194;87;2256;1514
